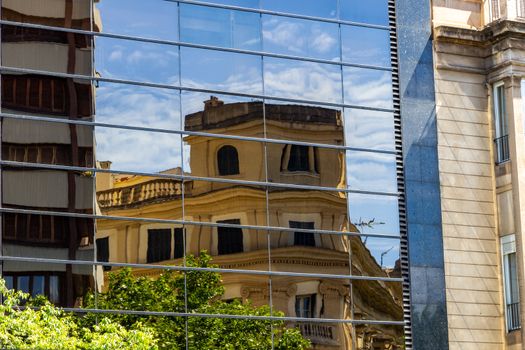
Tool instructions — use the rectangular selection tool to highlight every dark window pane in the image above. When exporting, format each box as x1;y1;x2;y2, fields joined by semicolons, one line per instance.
17;276;30;293
287;145;310;172
174;228;184;259
217;219;243;255
217;145;240;175
4;276;14;290
32;276;45;298
147;229;172;263
290;221;315;246
96;237;110;271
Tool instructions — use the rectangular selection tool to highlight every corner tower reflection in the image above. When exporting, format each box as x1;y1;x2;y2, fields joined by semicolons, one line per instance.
96;97;403;349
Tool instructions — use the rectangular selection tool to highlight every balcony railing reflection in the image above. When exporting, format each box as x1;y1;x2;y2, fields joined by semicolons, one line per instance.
507;302;521;331
294;323;339;346
495;135;510;164
97;179;184;208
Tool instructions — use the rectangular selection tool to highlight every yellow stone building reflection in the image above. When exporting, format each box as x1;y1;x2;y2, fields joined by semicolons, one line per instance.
96;98;403;349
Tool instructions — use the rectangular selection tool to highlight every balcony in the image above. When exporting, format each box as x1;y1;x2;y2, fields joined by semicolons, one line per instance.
494;135;510;164
507;302;521;331
97;178;184;209
296;323;339;346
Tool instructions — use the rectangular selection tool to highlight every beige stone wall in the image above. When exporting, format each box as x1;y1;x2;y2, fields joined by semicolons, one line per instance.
433;38;505;348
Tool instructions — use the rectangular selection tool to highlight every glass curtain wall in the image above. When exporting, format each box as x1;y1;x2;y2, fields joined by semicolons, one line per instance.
0;0;405;349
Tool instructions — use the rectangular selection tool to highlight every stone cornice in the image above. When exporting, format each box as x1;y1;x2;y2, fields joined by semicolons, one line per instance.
434;19;525;46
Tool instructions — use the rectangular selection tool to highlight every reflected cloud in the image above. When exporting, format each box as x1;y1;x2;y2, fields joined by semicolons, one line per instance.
262;16;339;59
264;58;342;103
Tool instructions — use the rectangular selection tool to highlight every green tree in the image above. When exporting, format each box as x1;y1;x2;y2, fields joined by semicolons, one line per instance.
0;280;157;350
83;252;311;350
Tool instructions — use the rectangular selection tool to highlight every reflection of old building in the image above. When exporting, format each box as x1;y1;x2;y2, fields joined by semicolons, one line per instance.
96;98;403;349
0;0;96;307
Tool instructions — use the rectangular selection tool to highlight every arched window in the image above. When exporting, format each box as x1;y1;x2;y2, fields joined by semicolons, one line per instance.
217;145;239;176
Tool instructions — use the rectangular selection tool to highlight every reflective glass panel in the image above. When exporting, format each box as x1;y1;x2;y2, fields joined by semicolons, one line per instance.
344;108;395;151
347;193;400;236
341;25;391;67
95;37;179;84
180;4;261;50
181;47;263;95
351;282;404;322
343;67;393;109
95;126;182;173
184;180;267;227
264;58;341;103
96;82;181;130
2;261;93;307
1;24;93;76
354;324;405;349
95;0;178;40
340;0;389;26
267;142;345;188
264;100;344;146
182;92;264;139
267;187;348;231
96;173;183;221
351;236;401;277
346;151;398;193
262;15;339;60
184;136;265;183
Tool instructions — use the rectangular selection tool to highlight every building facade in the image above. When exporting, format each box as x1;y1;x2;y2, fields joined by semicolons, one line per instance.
0;0;477;349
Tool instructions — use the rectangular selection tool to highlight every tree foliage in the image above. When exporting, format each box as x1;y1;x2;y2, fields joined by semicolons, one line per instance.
0;252;310;349
0;280;157;349
82;252;311;350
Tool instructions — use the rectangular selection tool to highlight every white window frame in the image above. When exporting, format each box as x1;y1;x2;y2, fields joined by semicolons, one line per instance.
501;234;521;332
494;81;508;139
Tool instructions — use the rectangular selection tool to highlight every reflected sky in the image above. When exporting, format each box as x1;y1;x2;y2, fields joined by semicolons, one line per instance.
180;4;261;50
181;47;263;95
262;15;339;60
95;126;182;173
96;0;178;40
341;25;391;67
264;58;342;103
95;37;179;84
96;83;181;129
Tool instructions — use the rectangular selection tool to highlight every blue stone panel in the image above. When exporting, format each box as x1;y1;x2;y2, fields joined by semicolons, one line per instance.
396;0;449;348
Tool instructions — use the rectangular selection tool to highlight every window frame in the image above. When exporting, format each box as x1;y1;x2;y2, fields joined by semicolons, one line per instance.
501;234;521;332
493;81;510;164
295;293;317;318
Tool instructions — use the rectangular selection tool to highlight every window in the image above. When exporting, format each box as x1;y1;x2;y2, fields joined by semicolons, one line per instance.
502;235;521;332
295;294;316;318
174;228;184;259
217;219;243;255
290;221;316;247
147;229;172;263
217;145;240;175
96;237;110;271
2;213;71;245
3;273;63;305
493;82;509;163
281;145;318;173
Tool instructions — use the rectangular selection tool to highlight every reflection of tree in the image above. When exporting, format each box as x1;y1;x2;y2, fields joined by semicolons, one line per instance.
82;252;310;350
